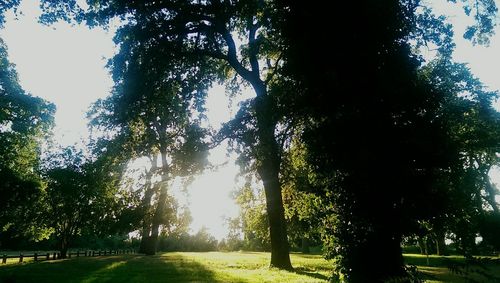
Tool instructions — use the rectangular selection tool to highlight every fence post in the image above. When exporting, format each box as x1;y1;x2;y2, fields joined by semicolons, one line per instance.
46;253;49;260
84;250;87;257
53;252;56;260
77;250;80;257
34;252;38;261
92;251;95;257
2;254;6;264
68;251;71;258
19;253;23;263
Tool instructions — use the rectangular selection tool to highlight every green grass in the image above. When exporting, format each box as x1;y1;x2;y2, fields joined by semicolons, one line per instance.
0;252;331;283
1;252;499;282
404;254;500;282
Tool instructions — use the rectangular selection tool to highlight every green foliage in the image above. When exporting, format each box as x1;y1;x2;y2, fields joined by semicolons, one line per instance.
229;182;271;252
39;0;295;268
30;0;500;280
158;227;218;252
39;146;127;256
0;37;54;242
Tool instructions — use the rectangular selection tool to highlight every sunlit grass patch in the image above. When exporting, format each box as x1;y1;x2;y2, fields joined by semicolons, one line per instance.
163;252;331;282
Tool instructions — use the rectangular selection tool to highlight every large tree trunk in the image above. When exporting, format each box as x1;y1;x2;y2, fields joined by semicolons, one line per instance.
145;152;169;256
59;236;69;259
139;159;158;254
348;229;405;283
254;90;292;270
261;169;292;269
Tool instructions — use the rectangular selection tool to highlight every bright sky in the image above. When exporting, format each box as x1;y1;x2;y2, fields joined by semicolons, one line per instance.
1;0;500;239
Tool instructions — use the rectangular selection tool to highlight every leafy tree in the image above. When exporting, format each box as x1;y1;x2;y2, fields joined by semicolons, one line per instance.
415;57;500;256
35;0;500;279
40;0;293;269
41;145;127;258
280;138;324;253
42;147;94;258
0;37;54;243
230;182;270;251
88;25;211;254
276;0;499;281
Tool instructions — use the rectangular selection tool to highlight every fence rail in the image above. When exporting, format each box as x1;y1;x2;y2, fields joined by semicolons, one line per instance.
1;249;137;264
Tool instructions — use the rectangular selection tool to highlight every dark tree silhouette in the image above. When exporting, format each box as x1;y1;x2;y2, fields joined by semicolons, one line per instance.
277;0;499;281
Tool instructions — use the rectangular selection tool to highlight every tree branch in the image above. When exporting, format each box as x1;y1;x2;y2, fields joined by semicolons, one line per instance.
248;18;261;76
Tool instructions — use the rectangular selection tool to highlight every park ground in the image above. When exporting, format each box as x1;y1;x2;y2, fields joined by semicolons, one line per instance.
0;251;500;282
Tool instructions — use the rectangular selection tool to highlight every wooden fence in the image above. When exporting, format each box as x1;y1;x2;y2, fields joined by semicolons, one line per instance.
1;249;137;264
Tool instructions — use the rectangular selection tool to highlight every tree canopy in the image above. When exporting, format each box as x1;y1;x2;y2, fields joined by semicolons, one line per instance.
0;37;54;242
0;0;499;282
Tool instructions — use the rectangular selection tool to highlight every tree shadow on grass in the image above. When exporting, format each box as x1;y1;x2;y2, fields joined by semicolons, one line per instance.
0;254;248;283
292;267;329;281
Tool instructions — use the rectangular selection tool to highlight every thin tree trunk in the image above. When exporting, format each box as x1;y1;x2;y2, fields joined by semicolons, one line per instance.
435;231;447;256
301;237;310;254
417;236;426;255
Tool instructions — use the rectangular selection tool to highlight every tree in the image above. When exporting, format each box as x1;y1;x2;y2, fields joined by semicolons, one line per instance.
281;141;323;254
88;27;211;254
415;57;500;256
40;0;293;268
40;143;130;258
42;147;94;258
36;0;500;279
0;37;54;243
0;0;21;27
276;0;498;281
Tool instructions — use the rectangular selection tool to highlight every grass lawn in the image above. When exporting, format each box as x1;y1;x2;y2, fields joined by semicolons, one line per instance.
404;254;500;282
0;252;331;283
1;252;499;282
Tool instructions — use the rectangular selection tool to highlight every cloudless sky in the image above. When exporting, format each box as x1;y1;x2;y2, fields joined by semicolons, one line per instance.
1;0;500;239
